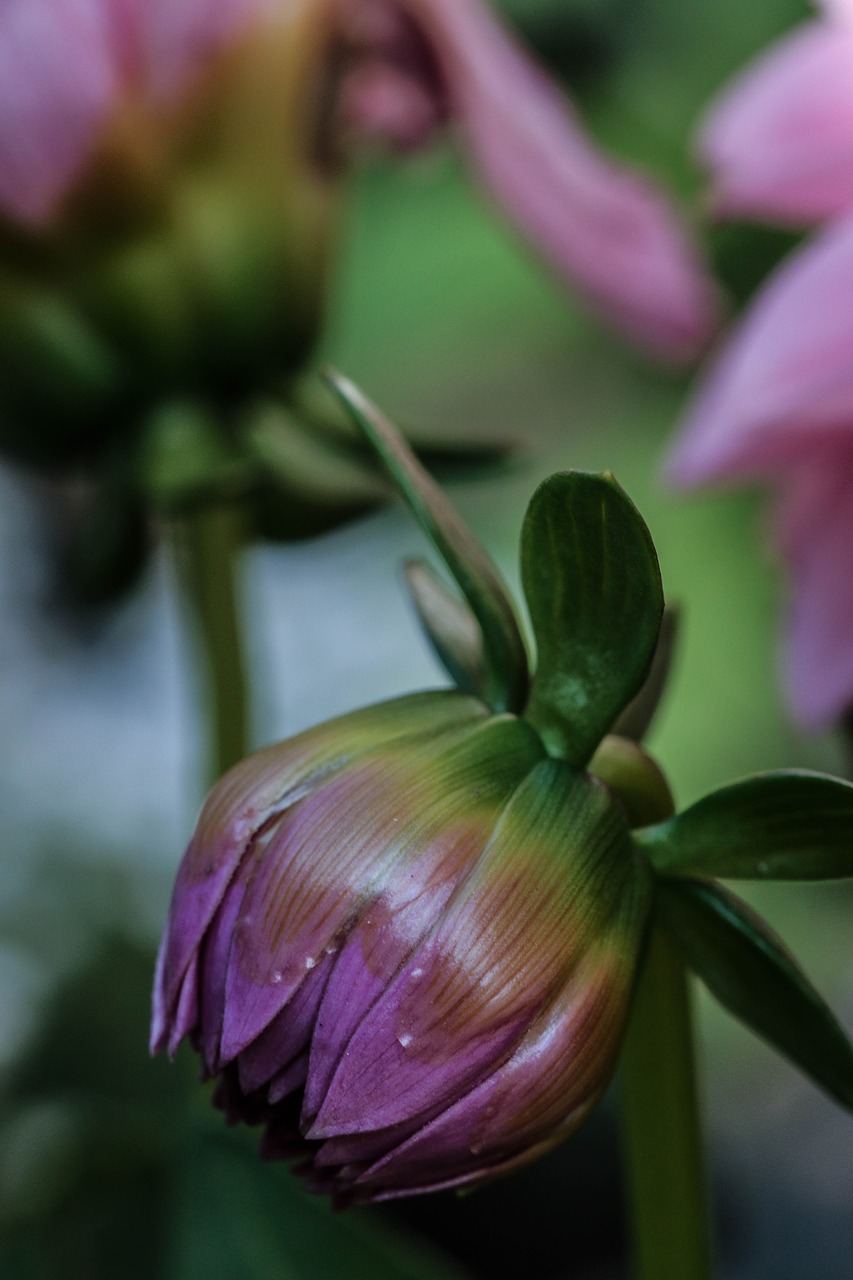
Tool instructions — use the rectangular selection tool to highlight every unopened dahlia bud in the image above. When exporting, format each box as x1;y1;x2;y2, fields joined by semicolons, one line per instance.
152;691;651;1202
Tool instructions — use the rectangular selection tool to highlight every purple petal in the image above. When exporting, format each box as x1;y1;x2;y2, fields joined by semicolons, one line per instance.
668;216;853;486
166;948;201;1058
267;1051;311;1105
356;945;632;1195
699;23;853;225
152;692;485;1056
300;715;540;1119
773;464;853;727
384;0;718;360
197;862;253;1072
218;713;536;1064
310;761;634;1136
236;950;335;1095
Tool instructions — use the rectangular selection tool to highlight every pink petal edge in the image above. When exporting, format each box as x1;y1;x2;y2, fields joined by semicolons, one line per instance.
699;22;853;226
668;215;853;486
774;466;853;727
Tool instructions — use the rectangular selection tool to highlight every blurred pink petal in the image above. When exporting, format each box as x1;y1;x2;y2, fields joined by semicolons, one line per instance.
774;464;853;726
700;23;853;225
668;216;853;485
343;0;718;361
0;0;117;223
817;0;853;22
0;0;267;225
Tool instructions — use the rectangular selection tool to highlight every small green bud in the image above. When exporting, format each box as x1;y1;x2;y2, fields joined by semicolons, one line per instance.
588;735;675;828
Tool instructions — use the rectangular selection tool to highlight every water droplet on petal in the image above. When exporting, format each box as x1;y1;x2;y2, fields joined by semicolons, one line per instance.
411;967;423;980
305;956;316;970
272;969;283;984
397;1032;413;1049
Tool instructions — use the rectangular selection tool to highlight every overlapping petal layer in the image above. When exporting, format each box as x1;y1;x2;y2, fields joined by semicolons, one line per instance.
151;690;485;1052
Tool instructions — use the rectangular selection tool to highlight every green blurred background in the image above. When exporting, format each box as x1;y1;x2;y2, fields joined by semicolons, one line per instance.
2;0;852;1276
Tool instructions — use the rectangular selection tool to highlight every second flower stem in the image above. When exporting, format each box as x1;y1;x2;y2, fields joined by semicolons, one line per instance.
179;501;249;780
620;926;713;1280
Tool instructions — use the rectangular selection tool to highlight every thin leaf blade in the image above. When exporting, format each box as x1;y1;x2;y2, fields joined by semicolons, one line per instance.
325;371;529;713
404;558;487;699
639;771;853;880
521;472;663;764
656;877;853;1110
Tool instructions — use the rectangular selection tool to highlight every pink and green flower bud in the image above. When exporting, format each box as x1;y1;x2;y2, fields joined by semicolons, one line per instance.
0;1;338;469
152;690;652;1203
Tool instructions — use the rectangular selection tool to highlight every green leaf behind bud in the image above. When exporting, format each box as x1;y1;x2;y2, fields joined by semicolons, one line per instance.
638;771;853;880
657;877;853;1111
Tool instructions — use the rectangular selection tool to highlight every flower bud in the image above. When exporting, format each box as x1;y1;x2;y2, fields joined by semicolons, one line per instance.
0;0;338;469
152;691;651;1202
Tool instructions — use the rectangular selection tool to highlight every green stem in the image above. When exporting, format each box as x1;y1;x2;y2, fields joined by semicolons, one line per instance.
620;926;713;1280
178;502;249;781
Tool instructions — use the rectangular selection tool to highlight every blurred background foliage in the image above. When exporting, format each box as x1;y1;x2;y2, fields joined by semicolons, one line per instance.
2;0;853;1276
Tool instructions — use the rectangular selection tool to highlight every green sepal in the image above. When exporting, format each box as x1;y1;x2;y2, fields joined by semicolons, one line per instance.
325;370;529;714
639;771;853;880
521;472;663;765
656;877;853;1110
404;558;487;700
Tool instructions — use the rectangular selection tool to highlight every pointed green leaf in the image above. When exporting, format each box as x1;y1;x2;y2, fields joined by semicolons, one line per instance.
639;771;853;880
521;472;663;765
612;607;680;743
656;877;853;1110
325;370;529;713
404;558;487;699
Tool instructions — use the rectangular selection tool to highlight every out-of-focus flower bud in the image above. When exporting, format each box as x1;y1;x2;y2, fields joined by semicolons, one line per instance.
152;690;652;1202
0;0;337;470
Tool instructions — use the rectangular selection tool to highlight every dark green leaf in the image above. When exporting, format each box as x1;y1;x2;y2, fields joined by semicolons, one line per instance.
639;771;853;879
325;370;529;713
656;877;853;1110
611;607;680;743
169;1129;470;1280
521;472;663;765
404;558;488;698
